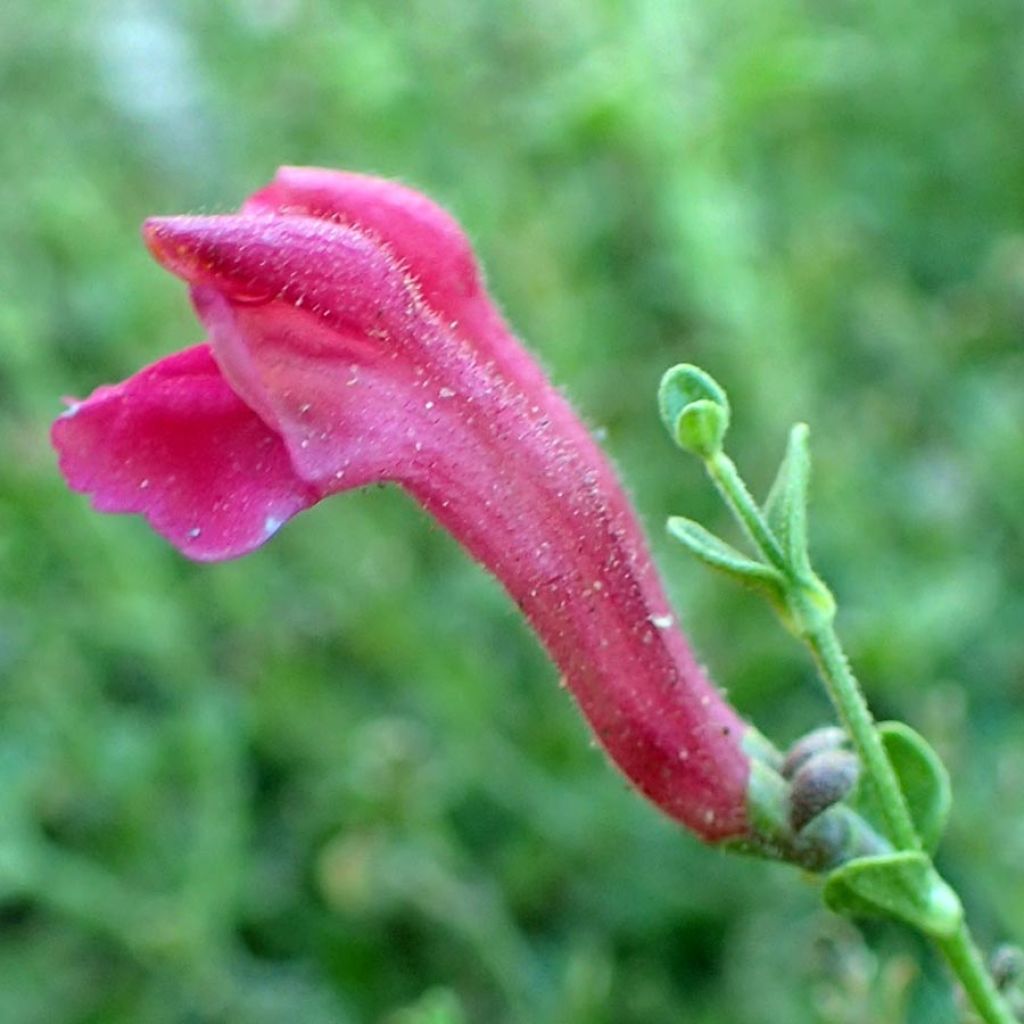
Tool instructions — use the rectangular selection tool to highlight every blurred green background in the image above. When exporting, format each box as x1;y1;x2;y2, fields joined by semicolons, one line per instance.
2;0;1023;1021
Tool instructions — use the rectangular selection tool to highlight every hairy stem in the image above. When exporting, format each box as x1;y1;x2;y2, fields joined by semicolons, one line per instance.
703;445;919;852
804;624;920;852
692;436;1017;1024
706;452;787;571
807;626;1016;1022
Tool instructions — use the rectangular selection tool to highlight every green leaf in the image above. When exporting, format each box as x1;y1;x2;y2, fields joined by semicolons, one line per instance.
763;423;812;574
824;851;962;938
658;364;730;457
666;517;786;599
879;721;952;853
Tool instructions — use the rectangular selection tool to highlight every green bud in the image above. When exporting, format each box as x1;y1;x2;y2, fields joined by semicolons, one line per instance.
658;364;730;458
676;399;729;458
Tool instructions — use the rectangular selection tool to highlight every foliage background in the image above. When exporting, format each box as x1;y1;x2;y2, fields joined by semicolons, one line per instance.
2;0;1023;1021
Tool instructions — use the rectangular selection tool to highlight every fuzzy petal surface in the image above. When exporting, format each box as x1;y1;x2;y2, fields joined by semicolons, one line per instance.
241;167;573;406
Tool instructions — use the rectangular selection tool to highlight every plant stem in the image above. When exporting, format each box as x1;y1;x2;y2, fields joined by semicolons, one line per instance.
940;922;1019;1024
804;624;920;852
702;447;919;852
694;440;1019;1024
806;624;1017;1022
706;452;787;572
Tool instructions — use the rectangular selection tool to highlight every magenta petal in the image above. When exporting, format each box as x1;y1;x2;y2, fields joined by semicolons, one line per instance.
51;345;318;560
242;167;486;335
239;169;626;499
190;284;441;489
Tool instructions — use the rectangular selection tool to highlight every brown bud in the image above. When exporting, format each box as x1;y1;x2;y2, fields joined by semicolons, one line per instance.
789;749;860;832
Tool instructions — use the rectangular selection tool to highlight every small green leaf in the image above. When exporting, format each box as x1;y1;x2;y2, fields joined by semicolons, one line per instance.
658;365;730;457
880;721;952;853
667;516;786;592
824;851;962;938
763;423;812;573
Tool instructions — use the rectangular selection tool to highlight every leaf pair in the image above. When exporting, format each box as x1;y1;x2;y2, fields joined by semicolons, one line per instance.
666;420;834;637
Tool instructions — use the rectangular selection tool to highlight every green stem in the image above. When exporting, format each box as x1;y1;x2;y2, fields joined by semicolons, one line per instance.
804;623;1017;1022
702;447;919;852
694;439;1018;1023
804;624;920;852
706;451;787;572
940;922;1019;1024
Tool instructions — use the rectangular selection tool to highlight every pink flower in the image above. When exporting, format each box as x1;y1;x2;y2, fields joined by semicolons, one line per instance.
52;167;751;841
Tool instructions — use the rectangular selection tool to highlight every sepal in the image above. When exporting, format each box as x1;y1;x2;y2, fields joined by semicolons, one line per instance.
733;746;889;871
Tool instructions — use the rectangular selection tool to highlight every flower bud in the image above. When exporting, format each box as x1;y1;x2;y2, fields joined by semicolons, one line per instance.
789;749;860;833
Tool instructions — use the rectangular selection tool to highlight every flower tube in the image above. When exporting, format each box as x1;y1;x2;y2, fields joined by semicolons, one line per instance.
52;168;752;841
